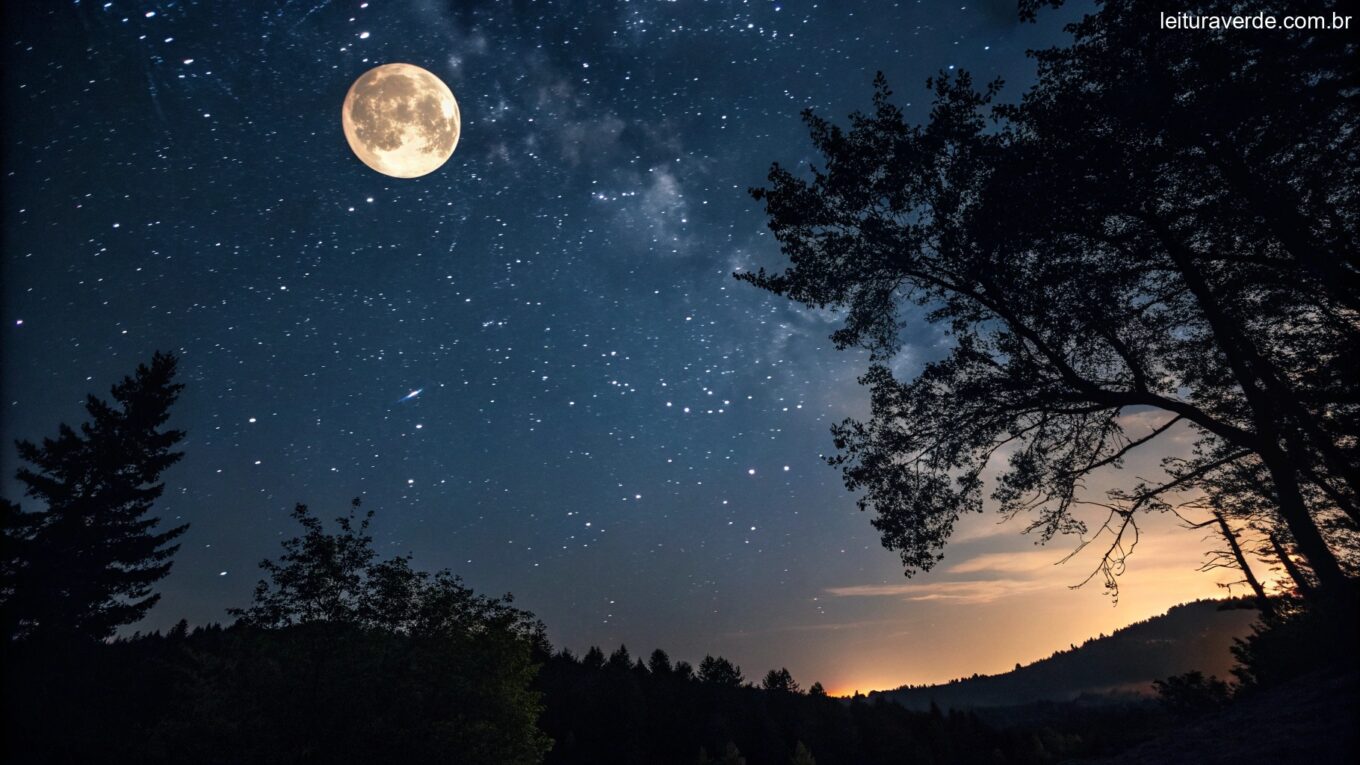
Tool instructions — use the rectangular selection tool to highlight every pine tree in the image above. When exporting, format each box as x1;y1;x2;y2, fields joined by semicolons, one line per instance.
3;352;188;642
717;742;746;765
608;643;633;670
762;667;801;693
648;647;673;674
583;645;606;668
697;655;744;686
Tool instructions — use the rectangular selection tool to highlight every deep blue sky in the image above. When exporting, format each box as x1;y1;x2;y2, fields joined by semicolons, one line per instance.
5;1;1218;692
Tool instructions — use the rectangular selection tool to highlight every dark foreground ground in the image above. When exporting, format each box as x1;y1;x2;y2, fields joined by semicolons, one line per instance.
1079;670;1359;765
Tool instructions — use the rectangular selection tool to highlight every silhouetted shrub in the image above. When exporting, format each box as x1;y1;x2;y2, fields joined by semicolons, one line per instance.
1152;671;1231;717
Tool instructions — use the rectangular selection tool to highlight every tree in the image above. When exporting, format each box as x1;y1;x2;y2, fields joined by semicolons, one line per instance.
583;645;606;669
706;742;745;765
791;741;818;765
608;643;633;671
3;351;188;642
721;742;747;765
807;681;828;697
741;0;1357;598
1192;509;1275;616
0;499;33;629
761;667;801;693
230;499;546;639
697;655;744;686
648;647;673;674
173;498;551;764
1153;671;1232;717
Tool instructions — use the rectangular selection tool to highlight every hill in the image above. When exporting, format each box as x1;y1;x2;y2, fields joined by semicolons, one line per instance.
1087;668;1359;764
872;599;1262;711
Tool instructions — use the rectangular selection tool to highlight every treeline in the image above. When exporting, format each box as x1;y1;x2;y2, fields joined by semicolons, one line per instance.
0;352;1059;764
2;622;1093;765
4;617;547;764
536;645;1070;765
0;351;1164;764
0;345;1348;763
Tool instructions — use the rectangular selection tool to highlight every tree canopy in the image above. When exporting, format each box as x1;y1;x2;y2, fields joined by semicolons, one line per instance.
175;498;551;764
742;0;1357;595
2;351;188;642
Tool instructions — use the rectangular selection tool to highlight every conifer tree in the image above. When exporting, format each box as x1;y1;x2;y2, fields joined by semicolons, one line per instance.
648;647;673;674
762;667;801;693
697;655;744;686
3;351;188;642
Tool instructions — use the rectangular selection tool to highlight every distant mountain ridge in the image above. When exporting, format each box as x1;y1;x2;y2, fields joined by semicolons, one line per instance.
871;599;1262;711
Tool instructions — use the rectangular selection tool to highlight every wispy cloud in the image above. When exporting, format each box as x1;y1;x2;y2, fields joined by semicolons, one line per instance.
721;617;916;639
947;550;1063;574
825;579;1052;604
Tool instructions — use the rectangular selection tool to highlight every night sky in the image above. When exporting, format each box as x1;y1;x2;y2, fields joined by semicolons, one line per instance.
3;0;1239;693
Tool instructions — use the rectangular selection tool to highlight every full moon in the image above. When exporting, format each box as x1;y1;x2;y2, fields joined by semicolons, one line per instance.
341;63;460;178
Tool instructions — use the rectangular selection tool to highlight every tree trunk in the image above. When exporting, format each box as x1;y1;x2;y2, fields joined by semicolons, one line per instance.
1270;533;1315;597
1259;447;1348;592
1213;511;1274;617
1145;215;1350;593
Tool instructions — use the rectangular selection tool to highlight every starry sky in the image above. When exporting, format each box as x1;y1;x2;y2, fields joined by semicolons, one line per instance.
2;0;1249;694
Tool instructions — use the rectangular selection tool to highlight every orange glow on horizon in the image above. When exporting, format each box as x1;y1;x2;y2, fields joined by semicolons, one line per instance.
747;505;1281;696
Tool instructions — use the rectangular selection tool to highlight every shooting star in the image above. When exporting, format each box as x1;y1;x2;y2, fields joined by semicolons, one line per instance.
396;388;423;403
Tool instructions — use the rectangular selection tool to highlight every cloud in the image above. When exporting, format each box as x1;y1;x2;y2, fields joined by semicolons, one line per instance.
825;508;1263;608
722;617;917;639
948;513;1023;544
825;579;1052;605
947;550;1060;574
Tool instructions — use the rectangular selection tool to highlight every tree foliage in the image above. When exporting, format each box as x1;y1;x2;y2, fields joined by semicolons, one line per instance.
227;499;544;643
2;351;188;642
1152;671;1231;717
165;498;553;764
762;667;801;694
741;0;1358;596
536;647;1072;765
699;654;747;687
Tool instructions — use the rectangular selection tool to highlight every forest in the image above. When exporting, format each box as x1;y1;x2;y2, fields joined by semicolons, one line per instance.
4;0;1358;762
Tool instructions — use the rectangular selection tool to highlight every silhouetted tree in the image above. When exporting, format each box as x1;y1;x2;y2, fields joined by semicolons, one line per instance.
791;741;817;765
583;645;606;669
761;667;801;694
2;352;188;642
162;498;551;764
1153;671;1232;717
716;742;746;765
741;0;1357;597
697;655;745;687
649;647;673;674
608;644;634;671
807;682;827;697
1192;509;1276;616
0;499;32;630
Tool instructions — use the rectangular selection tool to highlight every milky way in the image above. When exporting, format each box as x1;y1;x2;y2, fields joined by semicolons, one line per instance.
2;1;1111;690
